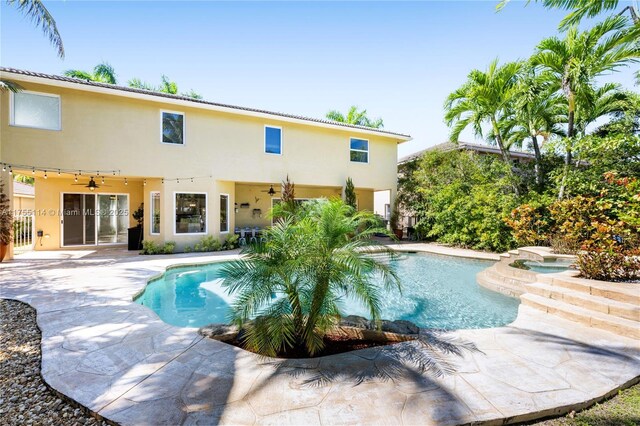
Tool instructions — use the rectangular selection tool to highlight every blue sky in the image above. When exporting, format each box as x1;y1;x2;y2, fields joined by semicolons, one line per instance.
2;1;637;157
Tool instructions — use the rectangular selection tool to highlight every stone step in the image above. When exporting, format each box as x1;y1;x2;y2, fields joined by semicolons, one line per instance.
476;270;525;298
536;275;639;304
520;293;640;339
525;282;640;322
483;266;531;289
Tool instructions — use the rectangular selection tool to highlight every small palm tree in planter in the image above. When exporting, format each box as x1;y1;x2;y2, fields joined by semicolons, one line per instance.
128;203;144;250
390;197;403;240
0;179;13;261
221;198;400;357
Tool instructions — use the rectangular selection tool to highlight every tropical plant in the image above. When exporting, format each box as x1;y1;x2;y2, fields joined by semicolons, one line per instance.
498;0;639;30
0;179;13;246
221;198;400;357
344;177;357;209
326;106;384;129
444;59;522;165
503;65;566;188
63;62;117;84
128;75;202;99
402;150;518;252
532;15;640;198
1;0;64;92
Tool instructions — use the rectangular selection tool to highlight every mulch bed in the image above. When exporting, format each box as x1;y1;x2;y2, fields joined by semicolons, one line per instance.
0;299;111;426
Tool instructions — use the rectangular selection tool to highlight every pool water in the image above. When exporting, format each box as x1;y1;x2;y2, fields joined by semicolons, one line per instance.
524;260;572;274
136;253;520;330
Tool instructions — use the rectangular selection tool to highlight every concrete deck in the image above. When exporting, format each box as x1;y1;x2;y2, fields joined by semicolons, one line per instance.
1;246;638;425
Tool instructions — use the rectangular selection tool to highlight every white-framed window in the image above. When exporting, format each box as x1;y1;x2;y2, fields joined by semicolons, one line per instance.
174;192;207;234
220;193;229;233
264;125;282;155
350;138;369;163
161;110;185;145
10;91;61;130
150;191;161;235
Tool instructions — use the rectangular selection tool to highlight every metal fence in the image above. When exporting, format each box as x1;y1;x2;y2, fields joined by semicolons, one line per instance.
13;212;34;254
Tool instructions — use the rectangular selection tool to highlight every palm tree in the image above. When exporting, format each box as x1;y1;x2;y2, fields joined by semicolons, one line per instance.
128;75;202;99
1;0;64;92
497;0;639;29
221;198;400;357
575;82;637;136
444;59;522;164
63;62;117;84
502;66;566;188
5;0;64;57
532;15;640;198
326;106;384;129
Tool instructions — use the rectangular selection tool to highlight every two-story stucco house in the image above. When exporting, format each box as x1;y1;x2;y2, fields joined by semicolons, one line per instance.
0;67;410;256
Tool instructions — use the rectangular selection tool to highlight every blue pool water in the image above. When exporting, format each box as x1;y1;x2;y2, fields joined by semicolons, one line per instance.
136;253;520;330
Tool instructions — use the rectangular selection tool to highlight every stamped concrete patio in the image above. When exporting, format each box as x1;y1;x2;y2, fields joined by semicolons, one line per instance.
1;245;639;425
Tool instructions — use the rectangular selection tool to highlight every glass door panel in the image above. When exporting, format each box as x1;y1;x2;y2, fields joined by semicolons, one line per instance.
84;194;96;245
98;195;117;244
117;195;128;244
62;194;83;246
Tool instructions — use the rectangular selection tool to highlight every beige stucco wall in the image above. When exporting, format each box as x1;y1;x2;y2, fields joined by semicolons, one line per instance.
0;77;402;250
13;195;34;212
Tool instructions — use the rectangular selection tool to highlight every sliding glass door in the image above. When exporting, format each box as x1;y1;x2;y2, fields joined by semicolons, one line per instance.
97;194;128;244
62;193;128;246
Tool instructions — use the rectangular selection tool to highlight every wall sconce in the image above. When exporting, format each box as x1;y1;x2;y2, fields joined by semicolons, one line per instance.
268;185;276;196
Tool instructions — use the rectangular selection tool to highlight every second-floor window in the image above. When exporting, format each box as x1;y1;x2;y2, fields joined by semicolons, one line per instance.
350;138;369;163
162;111;184;144
265;126;282;154
10;91;61;131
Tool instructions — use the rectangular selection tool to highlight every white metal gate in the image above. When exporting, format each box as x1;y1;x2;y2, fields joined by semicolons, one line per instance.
13;212;34;254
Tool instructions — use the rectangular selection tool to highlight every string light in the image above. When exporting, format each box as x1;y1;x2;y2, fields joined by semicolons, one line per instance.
44;171;48;179
124;178;128;186
2;164;5;172
161;178;164;184
143;179;147;186
32;168;35;175
74;174;78;182
101;176;105;184
57;169;61;176
8;167;12;176
176;178;180;184
191;178;194;183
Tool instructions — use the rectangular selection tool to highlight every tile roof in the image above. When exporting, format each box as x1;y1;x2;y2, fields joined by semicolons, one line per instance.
399;141;536;164
1;67;411;139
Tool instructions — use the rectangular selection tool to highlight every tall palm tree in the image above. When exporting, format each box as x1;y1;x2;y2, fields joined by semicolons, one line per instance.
63;62;117;84
532;15;640;198
1;0;64;92
221;198;399;357
444;59;522;164
502;66;566;188
326;106;384;129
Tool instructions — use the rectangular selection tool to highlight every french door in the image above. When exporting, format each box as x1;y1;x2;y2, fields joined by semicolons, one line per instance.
62;193;129;246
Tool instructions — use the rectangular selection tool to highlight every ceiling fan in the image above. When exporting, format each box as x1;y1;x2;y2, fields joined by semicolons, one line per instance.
71;177;111;191
261;185;280;196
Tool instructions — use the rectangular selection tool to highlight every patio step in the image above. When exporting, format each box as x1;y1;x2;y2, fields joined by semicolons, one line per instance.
537;274;639;304
520;293;640;339
476;269;526;298
525;282;640;322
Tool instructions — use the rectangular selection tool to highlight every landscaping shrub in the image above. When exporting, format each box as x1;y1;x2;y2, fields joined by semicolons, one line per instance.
223;234;240;250
401;150;518;252
141;240;175;255
194;235;222;252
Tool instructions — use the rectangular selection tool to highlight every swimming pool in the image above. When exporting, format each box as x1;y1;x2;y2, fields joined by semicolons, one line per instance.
136;253;520;330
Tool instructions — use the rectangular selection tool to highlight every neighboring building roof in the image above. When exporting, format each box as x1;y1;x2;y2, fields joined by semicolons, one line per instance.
13;181;35;197
398;141;536;164
0;67;411;141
